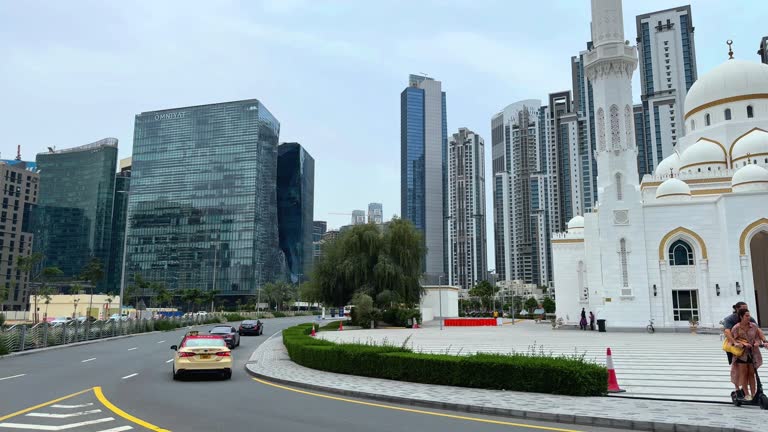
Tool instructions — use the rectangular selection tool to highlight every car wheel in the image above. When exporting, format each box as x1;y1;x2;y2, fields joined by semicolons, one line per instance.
236;338;240;347
222;370;232;380
172;367;179;381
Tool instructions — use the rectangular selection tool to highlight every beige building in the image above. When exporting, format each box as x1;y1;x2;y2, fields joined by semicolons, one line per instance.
28;294;121;321
0;160;39;311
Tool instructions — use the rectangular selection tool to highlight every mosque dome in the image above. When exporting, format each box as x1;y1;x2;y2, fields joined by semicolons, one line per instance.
656;178;691;200
678;138;727;172
731;129;768;167
567;215;585;232
655;151;681;177
685;60;768;118
731;164;768;192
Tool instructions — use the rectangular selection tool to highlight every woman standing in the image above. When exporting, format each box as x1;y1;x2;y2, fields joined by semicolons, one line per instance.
731;309;767;400
589;311;596;331
580;308;587;331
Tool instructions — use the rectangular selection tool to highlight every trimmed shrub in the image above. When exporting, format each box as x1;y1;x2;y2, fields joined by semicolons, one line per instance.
282;324;606;396
223;313;248;322
273;311;286;318
381;308;421;327
154;320;180;331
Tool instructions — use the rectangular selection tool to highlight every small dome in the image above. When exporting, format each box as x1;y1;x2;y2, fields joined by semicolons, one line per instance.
655;151;681;176
732;129;768;164
732;164;768;192
656;178;691;199
685;60;768;118
679;138;727;171
567;215;584;231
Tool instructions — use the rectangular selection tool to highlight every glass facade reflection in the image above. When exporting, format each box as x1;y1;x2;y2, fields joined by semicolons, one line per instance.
277;143;314;283
127;100;284;296
33;139;118;289
106;169;130;294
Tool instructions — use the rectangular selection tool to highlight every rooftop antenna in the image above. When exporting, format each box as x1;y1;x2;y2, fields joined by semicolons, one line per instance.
727;40;734;60
15;145;21;161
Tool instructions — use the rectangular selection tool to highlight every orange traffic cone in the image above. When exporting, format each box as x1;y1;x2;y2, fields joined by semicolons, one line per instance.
310;325;316;337
606;347;625;393
338;321;344;331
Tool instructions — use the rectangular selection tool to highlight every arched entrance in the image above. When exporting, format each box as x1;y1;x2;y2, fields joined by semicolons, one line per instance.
752;231;768;325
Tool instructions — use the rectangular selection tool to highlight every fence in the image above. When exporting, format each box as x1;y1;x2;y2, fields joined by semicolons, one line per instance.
0;316;207;355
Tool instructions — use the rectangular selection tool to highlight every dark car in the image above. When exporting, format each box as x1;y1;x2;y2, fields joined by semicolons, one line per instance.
209;325;240;349
238;320;263;336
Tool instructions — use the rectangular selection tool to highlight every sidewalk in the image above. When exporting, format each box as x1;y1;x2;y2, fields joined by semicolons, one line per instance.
246;334;763;432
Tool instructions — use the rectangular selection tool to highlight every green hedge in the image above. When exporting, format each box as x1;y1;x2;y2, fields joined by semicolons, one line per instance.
282;324;606;396
222;313;248;322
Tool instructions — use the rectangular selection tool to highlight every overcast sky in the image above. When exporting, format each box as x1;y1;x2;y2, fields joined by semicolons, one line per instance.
1;0;764;270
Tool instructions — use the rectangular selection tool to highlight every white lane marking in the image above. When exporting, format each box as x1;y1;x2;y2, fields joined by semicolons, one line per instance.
127;347;137;351
165;359;173;363
0;374;26;381
121;373;138;380
81;358;97;363
51;404;94;409
0;417;114;430
27;409;102;418
94;427;133;432
157;340;166;344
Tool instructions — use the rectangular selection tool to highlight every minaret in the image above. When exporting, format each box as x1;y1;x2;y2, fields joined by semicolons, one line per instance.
584;0;639;200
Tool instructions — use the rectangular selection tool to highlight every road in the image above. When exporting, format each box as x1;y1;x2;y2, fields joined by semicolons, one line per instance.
0;317;630;432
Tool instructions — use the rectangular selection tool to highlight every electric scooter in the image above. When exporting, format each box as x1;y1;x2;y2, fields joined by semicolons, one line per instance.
731;345;768;409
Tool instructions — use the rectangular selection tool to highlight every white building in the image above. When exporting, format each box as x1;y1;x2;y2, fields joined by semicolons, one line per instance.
552;0;768;329
447;128;487;292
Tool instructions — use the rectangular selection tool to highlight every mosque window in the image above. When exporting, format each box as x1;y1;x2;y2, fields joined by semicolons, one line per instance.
615;173;623;200
597;108;606;151
690;119;695;131
705;113;711;126
668;240;694;266
724;109;732;121
610;105;620;150
619;239;630;295
747;106;754;118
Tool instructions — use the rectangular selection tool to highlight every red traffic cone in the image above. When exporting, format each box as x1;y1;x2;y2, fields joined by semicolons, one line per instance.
338;321;344;331
310;325;316;337
413;321;419;329
606;347;625;393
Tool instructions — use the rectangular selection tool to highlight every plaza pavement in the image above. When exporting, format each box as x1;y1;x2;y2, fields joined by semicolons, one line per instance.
246;330;764;432
318;320;735;403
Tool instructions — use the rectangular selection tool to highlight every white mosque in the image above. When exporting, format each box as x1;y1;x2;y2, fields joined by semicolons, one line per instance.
552;0;768;329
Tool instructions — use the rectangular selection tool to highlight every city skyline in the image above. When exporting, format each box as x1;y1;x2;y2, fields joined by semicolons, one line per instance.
2;0;765;270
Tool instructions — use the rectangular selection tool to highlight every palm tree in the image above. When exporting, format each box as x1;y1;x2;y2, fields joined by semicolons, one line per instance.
40;287;54;322
79;258;104;321
202;290;218;313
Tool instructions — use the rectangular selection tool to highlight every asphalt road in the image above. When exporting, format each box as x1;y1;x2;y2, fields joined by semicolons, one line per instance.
0;317;631;432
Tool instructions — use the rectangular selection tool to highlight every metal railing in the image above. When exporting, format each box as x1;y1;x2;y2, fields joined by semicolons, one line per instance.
0;316;207;355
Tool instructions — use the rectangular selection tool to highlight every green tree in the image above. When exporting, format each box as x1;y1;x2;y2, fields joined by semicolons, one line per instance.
154;284;173;308
180;288;202;312
524;297;539;313
469;280;499;311
39;286;54;321
298;282;321;307
202;290;218;313
351;292;374;328
79;257;104;320
542;296;556;314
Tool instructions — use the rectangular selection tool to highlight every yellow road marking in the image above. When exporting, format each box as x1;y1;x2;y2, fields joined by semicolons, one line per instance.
93;386;170;432
0;388;92;421
252;378;583;432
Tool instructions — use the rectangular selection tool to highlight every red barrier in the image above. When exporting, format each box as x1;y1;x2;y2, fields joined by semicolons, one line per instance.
444;318;497;327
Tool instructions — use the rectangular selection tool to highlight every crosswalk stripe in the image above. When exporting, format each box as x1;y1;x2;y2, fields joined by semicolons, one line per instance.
51;404;94;409
0;417;114;430
27;409;102;418
94;427;133;432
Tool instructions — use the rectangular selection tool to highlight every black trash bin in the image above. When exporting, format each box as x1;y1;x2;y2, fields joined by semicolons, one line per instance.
597;319;607;332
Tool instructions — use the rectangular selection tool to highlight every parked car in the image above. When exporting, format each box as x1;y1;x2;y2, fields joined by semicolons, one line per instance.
196;311;209;316
238;320;263;336
209;325;240;349
109;314;129;321
50;317;72;326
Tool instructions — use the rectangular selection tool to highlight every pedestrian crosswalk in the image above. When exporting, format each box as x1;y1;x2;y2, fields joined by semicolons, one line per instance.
320;322;739;402
0;393;137;431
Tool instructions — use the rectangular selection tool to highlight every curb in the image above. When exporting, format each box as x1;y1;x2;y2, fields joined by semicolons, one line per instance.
0;324;205;360
244;334;751;432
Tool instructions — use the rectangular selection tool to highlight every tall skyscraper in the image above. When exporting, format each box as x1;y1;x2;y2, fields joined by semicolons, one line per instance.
570;50;599;213
33;139;118;289
312;221;327;261
127;100;284;297
492;101;549;286
759;37;768;65
0;160;38;311
447;128;487;292
350;210;366;225
635;6;697;176
277;142;315;283
106;158;131;296
401;74;447;282
367;203;383;224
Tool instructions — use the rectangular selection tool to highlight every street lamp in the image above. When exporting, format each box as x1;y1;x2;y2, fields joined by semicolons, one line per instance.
438;275;444;331
116;191;129;315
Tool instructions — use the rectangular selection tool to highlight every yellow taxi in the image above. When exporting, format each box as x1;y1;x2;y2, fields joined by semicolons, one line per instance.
171;331;232;380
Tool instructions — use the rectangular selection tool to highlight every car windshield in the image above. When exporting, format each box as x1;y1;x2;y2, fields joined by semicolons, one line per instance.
210;327;232;334
182;338;226;348
242;321;256;325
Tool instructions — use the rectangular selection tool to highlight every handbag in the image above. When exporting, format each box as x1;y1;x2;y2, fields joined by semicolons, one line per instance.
723;338;745;357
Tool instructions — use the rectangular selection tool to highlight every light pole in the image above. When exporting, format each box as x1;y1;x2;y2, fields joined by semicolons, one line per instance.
116;191;129;315
438;275;444;331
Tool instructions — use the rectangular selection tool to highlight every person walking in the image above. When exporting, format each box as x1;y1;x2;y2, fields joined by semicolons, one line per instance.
724;302;758;398
589;311;596;331
730;309;767;401
580;308;587;330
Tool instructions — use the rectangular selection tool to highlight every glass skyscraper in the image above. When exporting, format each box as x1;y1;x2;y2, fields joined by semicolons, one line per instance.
33;139;118;289
400;74;447;283
127;99;284;297
106;162;131;296
277;142;315;284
